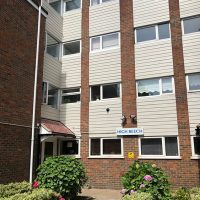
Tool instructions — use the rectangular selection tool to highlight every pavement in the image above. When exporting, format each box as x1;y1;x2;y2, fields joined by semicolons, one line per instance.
77;189;122;200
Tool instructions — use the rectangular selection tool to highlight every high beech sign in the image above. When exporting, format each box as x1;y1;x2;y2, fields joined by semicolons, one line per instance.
116;128;144;136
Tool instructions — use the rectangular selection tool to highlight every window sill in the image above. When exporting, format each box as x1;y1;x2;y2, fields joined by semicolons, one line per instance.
187;90;200;93
137;93;174;99
88;156;124;159
191;156;200;160
90;46;120;54
135;38;171;46
90;97;121;102
138;156;182;160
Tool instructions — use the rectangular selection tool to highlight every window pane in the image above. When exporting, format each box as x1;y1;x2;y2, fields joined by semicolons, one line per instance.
103;139;121;155
165;137;178;156
60;140;79;155
65;0;81;11
91;139;101;155
44;142;53;158
91;0;100;6
158;23;170;39
184;17;200;34
62;94;80;104
138;79;160;97
102;0;112;2
162;77;173;94
103;84;120;99
47;34;60;59
102;33;119;49
91;37;100;51
42;82;47;103
48;85;58;108
194;137;200;155
141;138;162;155
62;88;80;93
91;85;100;101
49;0;61;13
188;74;200;91
136;26;156;42
63;41;80;55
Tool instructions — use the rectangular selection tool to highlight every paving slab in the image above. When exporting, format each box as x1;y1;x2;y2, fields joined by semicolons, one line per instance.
77;189;122;200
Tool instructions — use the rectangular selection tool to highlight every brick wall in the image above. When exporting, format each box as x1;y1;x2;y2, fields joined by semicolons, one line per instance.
0;0;46;183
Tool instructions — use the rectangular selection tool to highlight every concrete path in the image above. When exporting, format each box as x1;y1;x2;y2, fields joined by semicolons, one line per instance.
77;189;122;200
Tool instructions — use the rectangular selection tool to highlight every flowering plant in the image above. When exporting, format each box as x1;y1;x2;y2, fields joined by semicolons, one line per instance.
32;181;39;188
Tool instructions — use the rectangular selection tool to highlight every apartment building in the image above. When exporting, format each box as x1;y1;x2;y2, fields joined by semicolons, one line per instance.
40;0;200;189
0;0;46;183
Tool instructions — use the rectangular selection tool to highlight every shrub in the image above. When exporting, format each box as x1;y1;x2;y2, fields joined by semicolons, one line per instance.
173;187;191;200
36;156;87;199
121;161;172;200
189;188;200;200
0;181;31;198
121;192;153;200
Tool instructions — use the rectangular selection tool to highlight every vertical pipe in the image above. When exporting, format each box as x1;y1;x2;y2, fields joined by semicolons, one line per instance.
29;0;42;184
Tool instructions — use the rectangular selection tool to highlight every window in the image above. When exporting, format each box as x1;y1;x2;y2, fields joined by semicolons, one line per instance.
65;0;81;12
140;137;179;158
90;83;120;101
90;138;123;157
187;73;200;91
137;77;173;97
46;34;60;59
183;16;200;34
63;40;80;56
60;140;79;156
49;0;61;13
90;32;119;52
136;22;170;43
192;137;200;156
42;82;59;108
90;0;113;6
61;88;80;104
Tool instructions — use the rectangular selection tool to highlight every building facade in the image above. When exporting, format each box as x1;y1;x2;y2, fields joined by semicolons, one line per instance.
0;0;46;183
41;0;200;189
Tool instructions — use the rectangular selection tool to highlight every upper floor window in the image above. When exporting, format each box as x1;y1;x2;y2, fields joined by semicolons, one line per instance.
63;40;80;56
187;73;200;92
90;0;113;6
42;82;59;109
61;88;80;104
90;32;119;52
46;34;60;59
137;77;173;97
136;22;170;43
183;16;200;34
65;0;81;12
48;0;61;13
91;83;120;101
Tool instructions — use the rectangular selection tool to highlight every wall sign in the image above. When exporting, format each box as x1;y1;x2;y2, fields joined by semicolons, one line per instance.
116;128;143;136
128;152;134;159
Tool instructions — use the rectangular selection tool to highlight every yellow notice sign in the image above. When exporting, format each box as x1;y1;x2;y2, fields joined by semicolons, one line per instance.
128;152;134;159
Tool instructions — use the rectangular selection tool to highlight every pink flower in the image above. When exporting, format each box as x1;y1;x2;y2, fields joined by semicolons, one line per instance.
120;189;126;194
144;175;153;181
32;181;39;188
130;190;137;194
140;183;145;189
59;198;65;200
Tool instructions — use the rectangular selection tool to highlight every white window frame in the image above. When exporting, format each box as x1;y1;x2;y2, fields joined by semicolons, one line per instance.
63;40;81;57
61;87;81;104
182;15;200;35
59;138;81;158
135;22;171;44
138;136;181;159
186;74;200;93
90;0;114;6
90;32;120;52
89;137;124;158
64;0;82;12
137;77;174;98
90;83;121;101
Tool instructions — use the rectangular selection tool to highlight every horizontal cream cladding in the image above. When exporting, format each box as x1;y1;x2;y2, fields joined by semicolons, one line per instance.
182;32;200;74
41;104;60;121
61;55;81;88
89;49;121;85
89;0;120;36
43;54;61;88
137;95;178;136
63;10;82;42
135;40;174;80
43;0;63;41
179;0;200;18
89;99;122;136
60;103;81;136
133;0;169;27
188;93;200;135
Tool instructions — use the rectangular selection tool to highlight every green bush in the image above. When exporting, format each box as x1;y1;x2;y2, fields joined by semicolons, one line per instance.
121;161;172;200
0;188;57;200
188;188;200;200
36;156;87;199
0;181;31;198
121;192;153;200
173;187;191;200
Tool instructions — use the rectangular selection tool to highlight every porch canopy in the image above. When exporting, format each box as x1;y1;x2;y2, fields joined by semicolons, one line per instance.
40;118;75;142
